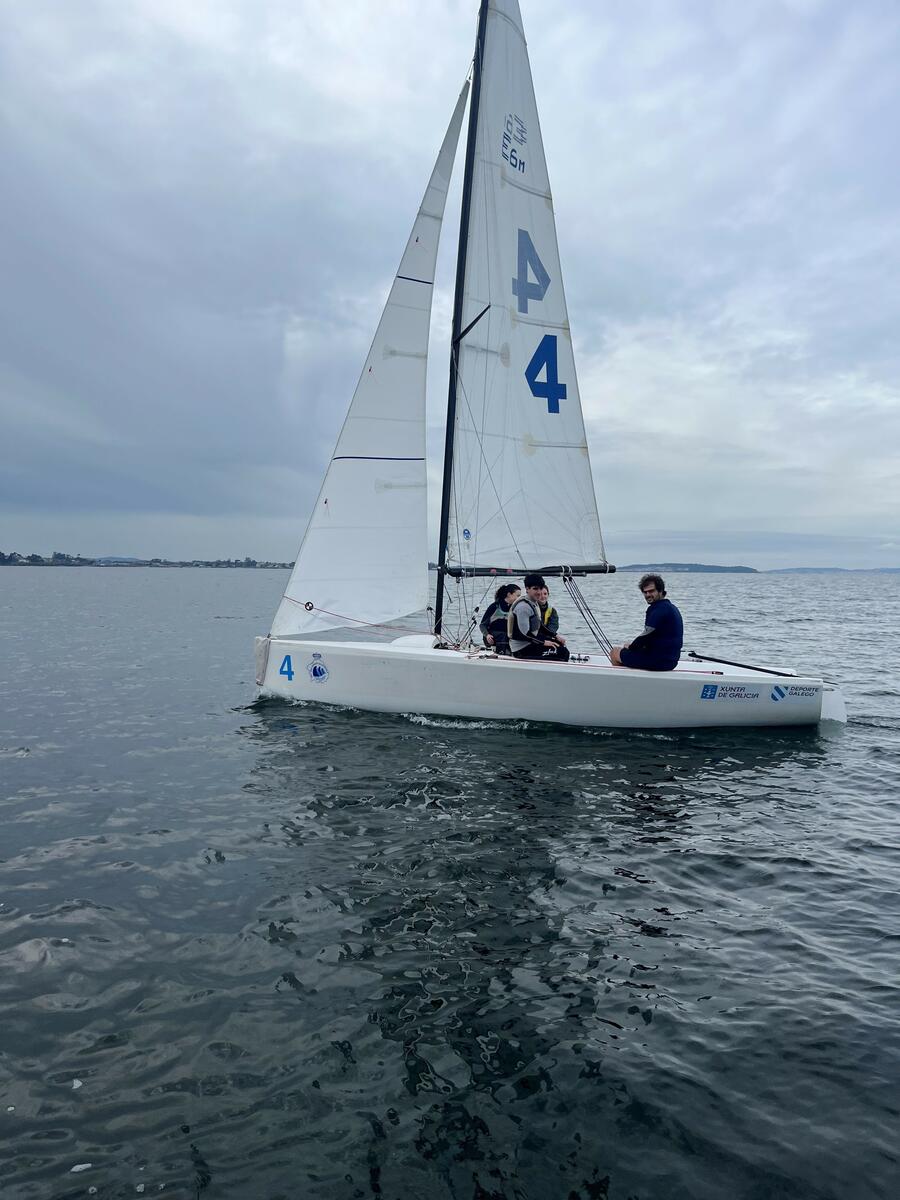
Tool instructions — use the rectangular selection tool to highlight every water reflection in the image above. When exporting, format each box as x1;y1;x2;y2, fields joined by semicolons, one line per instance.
232;703;826;1198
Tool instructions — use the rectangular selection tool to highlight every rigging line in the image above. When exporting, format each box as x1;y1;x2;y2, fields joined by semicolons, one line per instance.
467;577;495;643
461;582;484;647
453;349;527;569
569;577;613;652
459;612;479;647
469;336;488;600
573;585;619;652
442;578;467;646
456;581;476;647
454;147;495;625
448;337;484;581
563;575;614;657
281;598;434;637
472;175;498;605
465;160;491;621
449;388;468;597
567;592;610;656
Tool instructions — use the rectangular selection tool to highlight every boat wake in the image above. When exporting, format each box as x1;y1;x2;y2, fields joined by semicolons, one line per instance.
401;712;534;732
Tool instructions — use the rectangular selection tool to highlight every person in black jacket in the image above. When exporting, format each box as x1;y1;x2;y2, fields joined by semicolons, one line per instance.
508;573;570;661
479;583;521;654
611;573;683;671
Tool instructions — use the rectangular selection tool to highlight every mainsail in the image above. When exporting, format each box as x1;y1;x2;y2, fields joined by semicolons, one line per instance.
442;0;607;578
270;84;469;638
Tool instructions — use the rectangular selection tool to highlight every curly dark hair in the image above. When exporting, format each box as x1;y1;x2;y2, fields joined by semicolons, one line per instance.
638;573;666;596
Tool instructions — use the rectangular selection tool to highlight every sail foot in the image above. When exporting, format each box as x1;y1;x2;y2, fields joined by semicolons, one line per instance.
443;563;616;578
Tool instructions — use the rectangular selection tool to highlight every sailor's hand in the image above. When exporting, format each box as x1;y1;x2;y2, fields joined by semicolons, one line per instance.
485;634;495;645
556;634;567;645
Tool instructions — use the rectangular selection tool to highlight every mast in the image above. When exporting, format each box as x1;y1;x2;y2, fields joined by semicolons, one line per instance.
433;0;490;637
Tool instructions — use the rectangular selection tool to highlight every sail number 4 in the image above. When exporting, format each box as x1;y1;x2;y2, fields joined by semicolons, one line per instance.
525;334;566;414
513;229;564;415
279;654;295;681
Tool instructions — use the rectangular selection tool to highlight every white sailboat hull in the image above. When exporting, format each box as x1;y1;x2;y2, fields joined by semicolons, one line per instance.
257;635;840;729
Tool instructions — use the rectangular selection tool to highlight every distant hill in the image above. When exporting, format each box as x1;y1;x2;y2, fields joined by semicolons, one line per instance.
766;566;900;573
618;562;757;573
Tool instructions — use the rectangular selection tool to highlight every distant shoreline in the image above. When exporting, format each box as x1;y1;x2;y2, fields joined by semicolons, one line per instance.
0;554;291;569
3;555;897;573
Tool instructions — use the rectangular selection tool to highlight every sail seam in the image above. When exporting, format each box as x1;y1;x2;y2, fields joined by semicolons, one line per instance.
333;455;425;462
490;6;526;44
511;314;570;331
460;435;588;450
498;172;552;201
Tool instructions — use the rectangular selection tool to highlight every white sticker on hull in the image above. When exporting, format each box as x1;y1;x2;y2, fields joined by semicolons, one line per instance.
699;683;761;702
771;684;818;702
306;653;329;683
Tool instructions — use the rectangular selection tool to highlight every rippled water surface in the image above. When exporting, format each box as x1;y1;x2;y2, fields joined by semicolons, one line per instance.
1;568;898;1199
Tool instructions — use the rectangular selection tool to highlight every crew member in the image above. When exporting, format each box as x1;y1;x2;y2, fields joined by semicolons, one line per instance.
509;574;570;662
611;573;683;671
480;583;521;655
537;585;566;648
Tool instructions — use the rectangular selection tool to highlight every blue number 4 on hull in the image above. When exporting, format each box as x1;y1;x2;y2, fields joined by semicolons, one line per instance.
279;654;294;681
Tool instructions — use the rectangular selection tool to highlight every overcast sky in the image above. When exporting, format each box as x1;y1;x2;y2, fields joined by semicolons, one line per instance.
2;0;898;568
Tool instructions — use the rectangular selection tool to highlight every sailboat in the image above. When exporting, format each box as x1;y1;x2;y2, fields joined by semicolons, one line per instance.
256;0;846;730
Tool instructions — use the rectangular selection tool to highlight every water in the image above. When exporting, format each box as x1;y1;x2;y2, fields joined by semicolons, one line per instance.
1;567;897;1199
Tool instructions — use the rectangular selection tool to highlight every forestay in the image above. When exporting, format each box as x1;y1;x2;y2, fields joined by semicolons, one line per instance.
445;0;607;575
270;85;469;637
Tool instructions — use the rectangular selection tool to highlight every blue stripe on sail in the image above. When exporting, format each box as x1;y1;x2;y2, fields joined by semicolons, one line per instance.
333;456;425;461
396;275;433;286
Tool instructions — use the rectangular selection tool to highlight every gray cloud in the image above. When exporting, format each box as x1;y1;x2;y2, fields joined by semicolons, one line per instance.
1;0;898;566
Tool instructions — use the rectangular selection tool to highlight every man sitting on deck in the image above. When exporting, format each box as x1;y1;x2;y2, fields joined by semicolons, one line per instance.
611;573;683;671
509;574;570;662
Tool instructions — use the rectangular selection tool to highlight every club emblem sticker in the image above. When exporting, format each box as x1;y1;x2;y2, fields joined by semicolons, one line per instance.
307;653;329;683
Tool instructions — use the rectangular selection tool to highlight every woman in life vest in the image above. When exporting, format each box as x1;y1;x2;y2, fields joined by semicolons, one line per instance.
479;583;521;655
